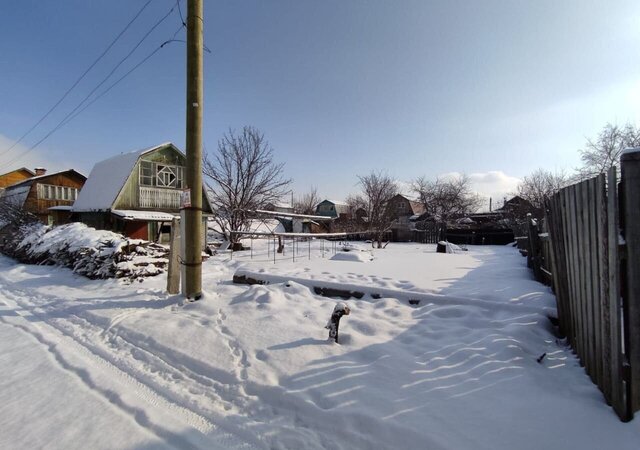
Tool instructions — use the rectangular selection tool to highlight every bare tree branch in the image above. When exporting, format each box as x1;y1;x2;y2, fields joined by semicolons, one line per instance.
203;126;291;244
294;187;320;215
357;171;398;248
577;122;640;179
515;168;569;217
411;175;482;221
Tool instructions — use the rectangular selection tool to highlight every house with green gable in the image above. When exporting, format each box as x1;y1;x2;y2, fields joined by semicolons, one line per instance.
72;142;213;244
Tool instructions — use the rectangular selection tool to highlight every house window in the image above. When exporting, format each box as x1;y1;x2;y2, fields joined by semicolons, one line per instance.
140;161;155;186
139;161;184;189
38;184;78;201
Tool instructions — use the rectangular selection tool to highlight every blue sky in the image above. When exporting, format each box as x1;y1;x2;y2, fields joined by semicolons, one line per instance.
1;0;639;204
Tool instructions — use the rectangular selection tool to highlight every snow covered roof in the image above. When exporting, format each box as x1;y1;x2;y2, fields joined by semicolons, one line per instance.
321;199;348;206
253;209;334;221
48;205;73;211
72;142;176;212
6;169;86;188
112;210;178;222
1;184;31;207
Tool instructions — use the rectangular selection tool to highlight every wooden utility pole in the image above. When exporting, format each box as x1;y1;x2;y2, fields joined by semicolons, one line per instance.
184;0;203;299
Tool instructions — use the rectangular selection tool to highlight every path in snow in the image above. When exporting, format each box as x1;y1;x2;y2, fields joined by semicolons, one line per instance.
0;260;254;449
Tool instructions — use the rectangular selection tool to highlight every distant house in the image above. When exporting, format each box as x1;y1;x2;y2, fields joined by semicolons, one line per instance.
316;199;351;219
1;169;87;225
387;194;426;241
264;202;294;214
496;195;536;218
72;142;213;244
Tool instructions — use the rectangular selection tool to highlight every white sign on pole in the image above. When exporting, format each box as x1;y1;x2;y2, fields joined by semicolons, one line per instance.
181;189;191;208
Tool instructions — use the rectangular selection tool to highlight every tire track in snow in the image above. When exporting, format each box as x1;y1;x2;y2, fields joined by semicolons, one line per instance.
0;297;211;448
0;282;257;449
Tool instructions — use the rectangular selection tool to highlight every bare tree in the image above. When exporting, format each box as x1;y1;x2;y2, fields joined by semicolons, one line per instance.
294;187;320;215
345;193;367;216
578;123;640;179
516;169;569;215
357;172;398;248
203;127;291;245
412;175;482;221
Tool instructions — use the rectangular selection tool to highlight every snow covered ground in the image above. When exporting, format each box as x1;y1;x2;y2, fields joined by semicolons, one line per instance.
0;240;638;449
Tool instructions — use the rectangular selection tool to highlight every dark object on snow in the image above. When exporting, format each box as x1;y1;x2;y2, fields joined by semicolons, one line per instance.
408;299;420;306
314;286;364;300
537;353;546;364
325;302;351;343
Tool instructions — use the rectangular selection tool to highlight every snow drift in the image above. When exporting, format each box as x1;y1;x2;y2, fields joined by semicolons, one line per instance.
1;222;168;279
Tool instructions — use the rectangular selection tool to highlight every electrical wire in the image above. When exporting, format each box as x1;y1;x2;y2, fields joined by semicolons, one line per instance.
176;0;186;27
48;4;178;135
3;5;183;168
3;25;185;169
0;0;153;158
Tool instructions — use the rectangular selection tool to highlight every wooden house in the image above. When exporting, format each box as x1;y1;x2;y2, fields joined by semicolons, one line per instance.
316;199;351;219
387;194;426;241
1;169;87;225
71;142;213;244
495;195;536;219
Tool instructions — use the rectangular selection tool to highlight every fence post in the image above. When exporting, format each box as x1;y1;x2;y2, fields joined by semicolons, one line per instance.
621;148;640;414
166;217;181;294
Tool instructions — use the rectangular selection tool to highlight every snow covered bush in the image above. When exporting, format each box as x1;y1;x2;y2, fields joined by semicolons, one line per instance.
1;222;168;280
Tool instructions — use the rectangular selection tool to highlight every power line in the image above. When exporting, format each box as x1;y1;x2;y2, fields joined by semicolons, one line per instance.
0;0;153;158
176;0;186;27
3;26;184;169
3;5;182;168
50;4;179;132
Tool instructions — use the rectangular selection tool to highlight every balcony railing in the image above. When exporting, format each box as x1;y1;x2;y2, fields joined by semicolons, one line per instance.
139;186;181;209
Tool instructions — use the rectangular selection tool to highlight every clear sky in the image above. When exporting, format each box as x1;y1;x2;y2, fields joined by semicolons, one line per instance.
1;0;639;206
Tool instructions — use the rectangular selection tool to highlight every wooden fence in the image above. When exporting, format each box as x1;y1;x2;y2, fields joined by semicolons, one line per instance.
523;151;640;421
411;222;446;244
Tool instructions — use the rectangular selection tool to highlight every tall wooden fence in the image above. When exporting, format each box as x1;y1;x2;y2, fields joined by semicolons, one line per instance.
528;151;640;421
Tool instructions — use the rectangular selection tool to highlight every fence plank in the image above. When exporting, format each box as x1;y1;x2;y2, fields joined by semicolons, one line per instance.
568;185;584;361
588;178;603;389
621;150;640;414
562;189;577;347
556;192;572;339
565;187;579;352
580;181;596;378
607;167;628;420
548;194;569;337
596;173;612;403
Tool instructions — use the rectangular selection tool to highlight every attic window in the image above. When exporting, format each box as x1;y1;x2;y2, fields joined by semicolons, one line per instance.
139;161;184;188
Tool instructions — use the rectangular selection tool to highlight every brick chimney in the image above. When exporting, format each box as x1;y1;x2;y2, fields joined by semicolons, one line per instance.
34;167;46;176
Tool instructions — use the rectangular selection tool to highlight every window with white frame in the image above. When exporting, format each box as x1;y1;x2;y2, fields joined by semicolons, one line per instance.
139;161;184;189
38;184;79;201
